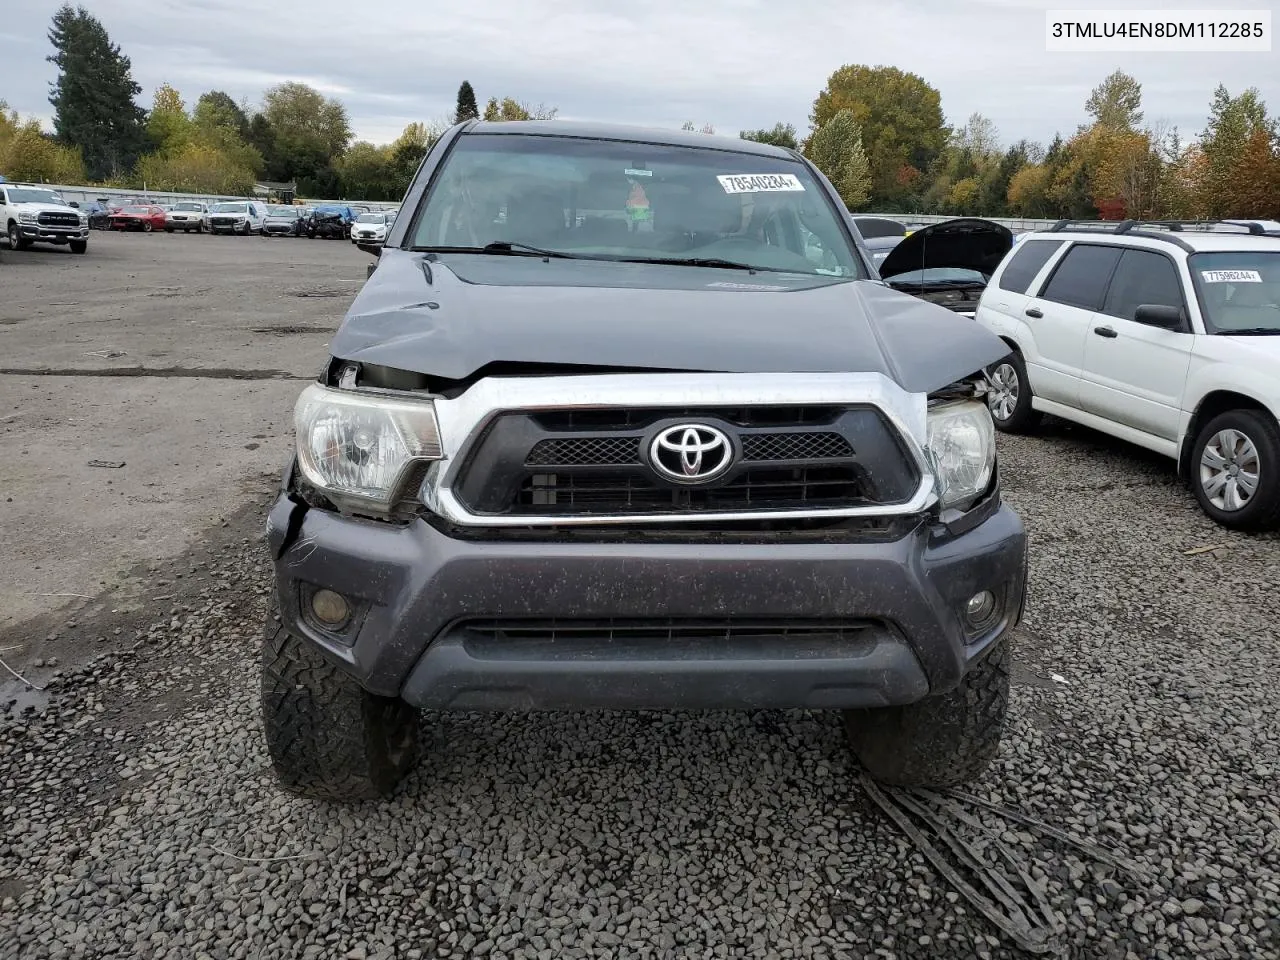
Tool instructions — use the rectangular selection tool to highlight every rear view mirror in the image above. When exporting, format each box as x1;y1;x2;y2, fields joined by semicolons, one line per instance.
1134;304;1184;329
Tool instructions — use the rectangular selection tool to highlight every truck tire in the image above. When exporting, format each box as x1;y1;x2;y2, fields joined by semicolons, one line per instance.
261;618;419;801
70;240;87;255
8;221;29;250
1191;408;1280;532
165;226;174;233
985;351;1041;434
843;638;1009;788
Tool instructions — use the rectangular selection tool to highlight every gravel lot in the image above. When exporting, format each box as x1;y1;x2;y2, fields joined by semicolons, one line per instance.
2;232;1279;960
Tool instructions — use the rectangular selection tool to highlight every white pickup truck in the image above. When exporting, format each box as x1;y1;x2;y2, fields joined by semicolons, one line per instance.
1;183;90;254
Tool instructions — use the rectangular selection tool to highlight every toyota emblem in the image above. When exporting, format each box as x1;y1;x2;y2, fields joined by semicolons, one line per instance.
648;423;734;483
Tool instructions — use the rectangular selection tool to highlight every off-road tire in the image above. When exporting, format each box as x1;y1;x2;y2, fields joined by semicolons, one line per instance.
70;240;87;255
844;638;1010;788
1191;408;1280;532
261;620;419;801
985;350;1041;434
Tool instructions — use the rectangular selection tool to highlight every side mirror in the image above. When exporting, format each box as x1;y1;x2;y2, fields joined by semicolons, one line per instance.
356;241;382;258
69;201;80;208
1134;304;1185;329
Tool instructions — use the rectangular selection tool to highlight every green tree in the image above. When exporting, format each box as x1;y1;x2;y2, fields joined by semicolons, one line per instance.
809;65;946;207
1006;164;1053;217
1198;85;1275;217
480;97;557;122
387;121;442;190
337;141;396;200
740;123;798;150
193;91;249;137
135;141;256;194
1086;70;1143;131
46;3;147;179
455;81;479;123
146;83;192;154
804;110;871;210
0;106;86;183
262;81;352;157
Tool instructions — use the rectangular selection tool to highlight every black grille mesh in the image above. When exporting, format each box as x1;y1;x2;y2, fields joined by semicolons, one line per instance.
526;436;642;466
741;432;852;462
460;618;875;642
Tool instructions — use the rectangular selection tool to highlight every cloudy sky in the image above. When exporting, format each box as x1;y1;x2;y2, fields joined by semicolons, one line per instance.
2;0;1277;148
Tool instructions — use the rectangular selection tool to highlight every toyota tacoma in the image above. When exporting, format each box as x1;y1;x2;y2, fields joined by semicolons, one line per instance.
263;120;1028;801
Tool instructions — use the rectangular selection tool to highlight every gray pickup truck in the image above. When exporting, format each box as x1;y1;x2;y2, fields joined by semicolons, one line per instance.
263;120;1027;802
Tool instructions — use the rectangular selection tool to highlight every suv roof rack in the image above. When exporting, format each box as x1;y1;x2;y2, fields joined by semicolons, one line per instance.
1048;218;1268;235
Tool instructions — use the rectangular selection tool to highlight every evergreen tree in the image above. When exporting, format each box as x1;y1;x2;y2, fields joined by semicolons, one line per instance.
46;4;147;180
455;82;479;123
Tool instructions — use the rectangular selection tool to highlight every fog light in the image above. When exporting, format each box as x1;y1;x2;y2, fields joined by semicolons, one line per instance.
965;590;996;626
311;589;351;627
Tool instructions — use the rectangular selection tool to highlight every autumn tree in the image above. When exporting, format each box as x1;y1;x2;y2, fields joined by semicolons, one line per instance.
135;141;256;194
809;65;946;207
740;123;798;150
146;83;192;154
454;81;479;123
1198;85;1275;217
804;109;871;209
1086;70;1143;130
1227;129;1280;219
0;104;86;183
1006;164;1053;217
46;3;147;179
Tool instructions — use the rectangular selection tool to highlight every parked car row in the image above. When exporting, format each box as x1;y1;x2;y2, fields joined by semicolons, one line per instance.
849;212;1280;532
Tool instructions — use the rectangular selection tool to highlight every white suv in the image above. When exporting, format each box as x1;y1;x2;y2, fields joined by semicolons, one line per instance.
975;219;1280;531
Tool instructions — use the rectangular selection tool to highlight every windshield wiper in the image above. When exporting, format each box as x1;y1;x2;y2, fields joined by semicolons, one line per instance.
1218;327;1280;335
409;241;587;260
610;255;761;272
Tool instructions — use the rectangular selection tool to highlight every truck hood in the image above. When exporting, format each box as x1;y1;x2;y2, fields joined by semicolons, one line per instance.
11;201;81;217
878;218;1013;281
328;250;1009;394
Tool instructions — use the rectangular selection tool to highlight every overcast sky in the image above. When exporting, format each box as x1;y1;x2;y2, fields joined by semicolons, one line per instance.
2;0;1277;149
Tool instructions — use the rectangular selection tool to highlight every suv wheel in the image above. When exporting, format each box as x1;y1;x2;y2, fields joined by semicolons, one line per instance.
985;351;1041;433
1192;409;1280;532
7;221;29;250
261;616;419;801
843;638;1009;788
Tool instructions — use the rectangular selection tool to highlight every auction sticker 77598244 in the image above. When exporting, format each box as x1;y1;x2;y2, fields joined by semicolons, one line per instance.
1201;269;1263;283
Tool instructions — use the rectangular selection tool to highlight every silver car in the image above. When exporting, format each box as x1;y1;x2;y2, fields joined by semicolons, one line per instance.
165;201;209;234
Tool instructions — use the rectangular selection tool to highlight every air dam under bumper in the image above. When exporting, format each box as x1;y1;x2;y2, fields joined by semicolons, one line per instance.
266;497;1026;711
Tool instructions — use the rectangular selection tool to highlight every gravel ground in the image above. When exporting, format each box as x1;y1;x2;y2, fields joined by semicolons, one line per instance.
2;239;1279;959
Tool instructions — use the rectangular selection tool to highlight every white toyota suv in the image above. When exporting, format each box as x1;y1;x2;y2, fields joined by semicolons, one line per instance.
975;219;1280;531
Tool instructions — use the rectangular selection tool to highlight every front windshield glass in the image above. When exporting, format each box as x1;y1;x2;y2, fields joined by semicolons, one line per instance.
1189;252;1280;333
123;206;151;214
411;133;862;277
7;188;65;205
268;206;296;216
356;213;384;224
212;202;248;213
175;202;203;211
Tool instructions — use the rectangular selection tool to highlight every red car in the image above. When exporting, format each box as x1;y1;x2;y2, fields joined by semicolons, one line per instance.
110;204;167;232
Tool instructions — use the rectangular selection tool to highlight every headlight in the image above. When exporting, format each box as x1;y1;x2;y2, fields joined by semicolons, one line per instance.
18;212;37;224
294;383;443;509
925;401;996;511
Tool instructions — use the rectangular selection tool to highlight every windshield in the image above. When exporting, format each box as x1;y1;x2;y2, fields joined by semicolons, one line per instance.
122;206;152;214
211;202;248;213
268;206;297;217
175;202;203;211
1189;252;1280;333
7;187;65;205
356;213;384;224
410;133;862;277
886;267;988;286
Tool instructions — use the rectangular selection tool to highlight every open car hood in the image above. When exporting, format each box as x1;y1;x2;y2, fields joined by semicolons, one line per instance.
877;218;1013;281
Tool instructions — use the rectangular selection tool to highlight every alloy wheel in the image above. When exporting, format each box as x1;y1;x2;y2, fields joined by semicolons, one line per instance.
987;362;1019;422
1200;429;1260;512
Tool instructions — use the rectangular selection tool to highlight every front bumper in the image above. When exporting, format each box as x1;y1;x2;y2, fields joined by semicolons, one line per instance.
266;491;1027;711
20;225;88;242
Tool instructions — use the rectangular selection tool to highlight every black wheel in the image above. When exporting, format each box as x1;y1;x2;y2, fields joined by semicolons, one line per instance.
1190;409;1280;532
261;617;419;801
69;240;87;255
844;638;1010;788
165;226;174;233
143;221;152;233
8;221;29;250
985;350;1041;434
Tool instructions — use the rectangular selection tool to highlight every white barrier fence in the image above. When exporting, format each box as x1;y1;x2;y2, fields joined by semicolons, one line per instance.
12;181;400;213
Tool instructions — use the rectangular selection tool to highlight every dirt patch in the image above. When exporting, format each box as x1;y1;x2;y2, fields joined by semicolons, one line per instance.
289;290;345;299
252;325;332;336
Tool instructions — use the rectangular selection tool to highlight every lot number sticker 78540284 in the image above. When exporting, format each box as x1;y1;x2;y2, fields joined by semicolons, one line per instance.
1201;269;1263;283
717;173;805;194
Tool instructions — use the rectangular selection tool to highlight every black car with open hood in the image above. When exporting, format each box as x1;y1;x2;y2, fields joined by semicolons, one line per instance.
876;218;1014;317
260;119;1027;805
